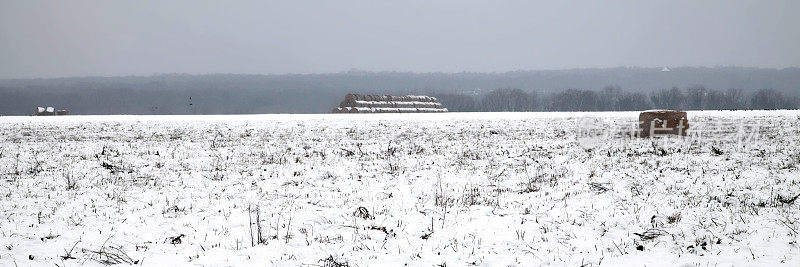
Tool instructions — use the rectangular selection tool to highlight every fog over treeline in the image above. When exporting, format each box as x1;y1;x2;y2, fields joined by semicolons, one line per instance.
1;67;798;115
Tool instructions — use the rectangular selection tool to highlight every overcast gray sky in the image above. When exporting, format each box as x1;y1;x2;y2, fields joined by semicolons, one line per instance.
1;0;798;79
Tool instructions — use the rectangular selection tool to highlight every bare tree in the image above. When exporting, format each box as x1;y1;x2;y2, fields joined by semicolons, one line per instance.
434;93;478;112
685;85;707;110
618;92;651;111
650;87;685;109
725;88;748;110
704;89;727;110
482;88;531;112
750;89;794;110
598;85;622;111
550;89;598;111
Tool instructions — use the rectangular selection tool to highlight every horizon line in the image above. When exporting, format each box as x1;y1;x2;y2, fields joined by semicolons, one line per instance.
2;65;799;81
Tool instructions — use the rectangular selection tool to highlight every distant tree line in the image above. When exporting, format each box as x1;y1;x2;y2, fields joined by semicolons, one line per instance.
1;67;799;115
434;86;799;112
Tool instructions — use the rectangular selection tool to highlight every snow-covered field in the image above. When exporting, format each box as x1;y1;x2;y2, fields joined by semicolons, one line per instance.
1;111;799;266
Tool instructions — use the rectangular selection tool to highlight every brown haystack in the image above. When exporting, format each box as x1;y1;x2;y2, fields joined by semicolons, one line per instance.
639;110;689;137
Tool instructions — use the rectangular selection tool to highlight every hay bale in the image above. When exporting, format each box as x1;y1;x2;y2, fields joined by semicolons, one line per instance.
345;100;365;107
394;102;414;108
375;108;400;113
334;93;448;113
417;108;448;113
413;102;440;109
355;100;370;107
353;107;371;113
35;106;55;116
370;102;391;108
639;110;689;137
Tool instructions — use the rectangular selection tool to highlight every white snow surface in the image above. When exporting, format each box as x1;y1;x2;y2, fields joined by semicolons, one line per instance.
1;111;799;266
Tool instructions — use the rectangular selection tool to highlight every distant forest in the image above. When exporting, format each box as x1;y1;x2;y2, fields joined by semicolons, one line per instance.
441;86;796;112
0;67;798;115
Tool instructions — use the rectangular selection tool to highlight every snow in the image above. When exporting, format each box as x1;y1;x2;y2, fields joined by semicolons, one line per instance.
1;110;799;266
641;109;676;113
